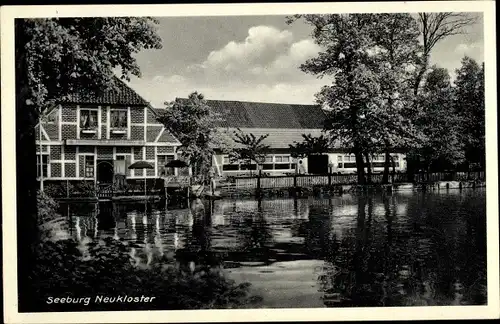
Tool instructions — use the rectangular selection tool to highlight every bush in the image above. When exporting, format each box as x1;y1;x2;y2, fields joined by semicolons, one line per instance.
29;238;258;311
37;190;59;224
44;182;75;198
73;181;96;196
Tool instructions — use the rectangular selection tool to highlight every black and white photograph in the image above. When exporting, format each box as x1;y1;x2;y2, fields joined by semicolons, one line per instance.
1;1;498;323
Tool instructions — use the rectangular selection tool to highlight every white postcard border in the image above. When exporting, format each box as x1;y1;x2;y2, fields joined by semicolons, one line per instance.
2;1;498;323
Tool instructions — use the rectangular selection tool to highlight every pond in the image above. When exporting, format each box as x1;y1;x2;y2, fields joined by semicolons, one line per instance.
57;188;487;308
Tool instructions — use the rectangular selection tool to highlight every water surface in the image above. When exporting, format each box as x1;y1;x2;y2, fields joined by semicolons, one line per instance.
58;188;487;308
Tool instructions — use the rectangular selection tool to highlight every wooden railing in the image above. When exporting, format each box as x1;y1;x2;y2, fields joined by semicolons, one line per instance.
220;171;485;190
47;180;165;199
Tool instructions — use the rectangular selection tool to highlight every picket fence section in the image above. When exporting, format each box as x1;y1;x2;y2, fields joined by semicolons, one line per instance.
227;171;485;190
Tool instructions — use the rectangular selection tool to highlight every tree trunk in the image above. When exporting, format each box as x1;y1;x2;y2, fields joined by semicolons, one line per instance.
364;152;372;184
16;19;40;311
390;155;396;183
382;148;391;184
354;148;366;185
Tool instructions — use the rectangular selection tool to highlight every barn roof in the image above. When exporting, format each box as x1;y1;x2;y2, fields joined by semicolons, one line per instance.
151;98;330;149
204;99;327;129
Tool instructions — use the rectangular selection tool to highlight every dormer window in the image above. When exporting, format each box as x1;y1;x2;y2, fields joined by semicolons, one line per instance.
80;109;98;133
110;109;128;134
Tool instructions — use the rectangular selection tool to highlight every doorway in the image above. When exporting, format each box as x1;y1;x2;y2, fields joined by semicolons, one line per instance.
307;154;329;174
97;160;114;184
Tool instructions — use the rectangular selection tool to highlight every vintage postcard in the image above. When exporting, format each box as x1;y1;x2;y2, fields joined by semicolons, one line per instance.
1;1;498;323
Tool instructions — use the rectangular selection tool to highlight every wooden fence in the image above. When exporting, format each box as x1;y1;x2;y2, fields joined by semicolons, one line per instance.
222;171;485;190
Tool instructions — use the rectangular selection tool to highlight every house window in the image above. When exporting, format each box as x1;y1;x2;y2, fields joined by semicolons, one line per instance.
274;155;292;170
80;109;98;130
344;155;356;162
37;154;48;178
264;156;273;163
110;109;128;129
262;164;274;170
337;163;343;168
222;164;239;171
222;155;240;171
45;110;58;124
84;155;95;178
158;154;175;176
337;156;343;162
241;164;257;171
274;163;290;170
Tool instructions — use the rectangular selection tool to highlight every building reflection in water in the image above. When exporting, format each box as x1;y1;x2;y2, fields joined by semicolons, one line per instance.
61;188;486;307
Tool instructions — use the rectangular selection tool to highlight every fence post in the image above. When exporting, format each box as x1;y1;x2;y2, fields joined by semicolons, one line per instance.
328;172;332;187
66;180;70;198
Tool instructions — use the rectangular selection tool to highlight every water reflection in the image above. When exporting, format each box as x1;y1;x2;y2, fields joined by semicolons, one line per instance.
59;188;487;307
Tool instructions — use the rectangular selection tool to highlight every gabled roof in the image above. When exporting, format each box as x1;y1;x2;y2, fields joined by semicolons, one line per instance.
204;99;327;129
62;76;149;106
150;99;330;149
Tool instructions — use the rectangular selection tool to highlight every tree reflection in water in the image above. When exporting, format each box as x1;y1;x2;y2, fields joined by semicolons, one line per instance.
318;191;487;307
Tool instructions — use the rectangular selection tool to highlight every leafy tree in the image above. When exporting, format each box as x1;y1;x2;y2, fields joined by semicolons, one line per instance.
367;14;424;183
414;67;465;171
289;14;425;183
454;57;485;169
157;92;223;180
287;14;384;184
228;129;270;175
15;17;162;311
289;133;332;159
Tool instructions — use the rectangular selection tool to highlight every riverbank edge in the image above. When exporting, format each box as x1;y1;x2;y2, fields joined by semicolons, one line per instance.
220;180;486;198
53;180;485;202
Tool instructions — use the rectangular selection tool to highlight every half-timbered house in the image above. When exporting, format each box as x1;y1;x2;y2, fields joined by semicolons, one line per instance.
35;78;181;189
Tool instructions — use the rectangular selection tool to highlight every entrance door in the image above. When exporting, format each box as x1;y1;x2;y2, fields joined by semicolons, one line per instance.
96;160;114;184
307;155;329;174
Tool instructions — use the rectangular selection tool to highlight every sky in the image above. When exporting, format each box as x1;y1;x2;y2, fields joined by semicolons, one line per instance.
126;13;484;107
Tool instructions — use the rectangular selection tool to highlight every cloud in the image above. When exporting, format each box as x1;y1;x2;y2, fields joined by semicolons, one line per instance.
201;26;294;70
186;25;321;84
128;25;329;106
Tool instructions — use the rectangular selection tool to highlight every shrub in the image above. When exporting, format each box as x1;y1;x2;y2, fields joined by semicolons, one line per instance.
73;181;96;196
29;238;258;311
37;190;59;224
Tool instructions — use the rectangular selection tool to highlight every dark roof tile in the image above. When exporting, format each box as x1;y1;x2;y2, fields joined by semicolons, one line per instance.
62;77;148;106
204;99;327;129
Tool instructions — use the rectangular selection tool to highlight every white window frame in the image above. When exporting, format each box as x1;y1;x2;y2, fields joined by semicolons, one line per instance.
110;108;129;134
79;107;99;134
80;154;96;179
37;152;49;178
273;154;293;171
